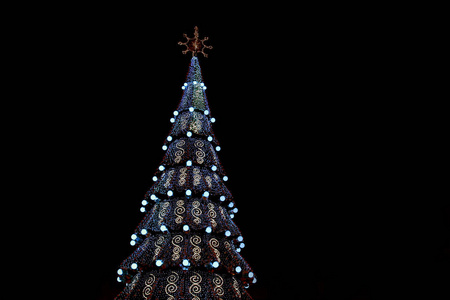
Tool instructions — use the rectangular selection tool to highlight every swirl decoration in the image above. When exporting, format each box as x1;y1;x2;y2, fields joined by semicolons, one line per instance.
190;235;202;261
209;238;221;263
207;203;217;228
180;112;189;131
192;201;202;224
218;206;227;220
213;173;220;181
232;277;241;298
158;202;170;226
210;144;219;166
153;236;165;261
224;241;232;252
193;167;201;186
178;167;187;186
171;235;183;261
174;200;185;224
213;274;225;297
128;272;141;294
174;140;185;163
194;140;205;164
190;112;203;133
205;176;212;188
165;272;179;300
164;169;175;188
189;272;202;300
142;274;156;299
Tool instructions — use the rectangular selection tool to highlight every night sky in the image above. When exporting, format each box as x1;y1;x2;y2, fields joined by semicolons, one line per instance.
24;7;448;300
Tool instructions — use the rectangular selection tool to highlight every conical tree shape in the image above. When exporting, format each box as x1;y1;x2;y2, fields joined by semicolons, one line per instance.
115;57;256;299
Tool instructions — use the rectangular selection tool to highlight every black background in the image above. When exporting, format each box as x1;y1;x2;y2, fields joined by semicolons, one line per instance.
14;5;448;300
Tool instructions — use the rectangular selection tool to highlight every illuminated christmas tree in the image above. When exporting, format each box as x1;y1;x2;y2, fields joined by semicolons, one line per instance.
115;27;256;299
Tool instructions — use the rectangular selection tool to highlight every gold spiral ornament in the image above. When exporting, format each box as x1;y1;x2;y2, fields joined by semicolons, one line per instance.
174;200;185;224
174;140;185;163
192;200;202;224
158;202;170;226
232;277;241;298
180;112;189;131
218;206;227;222
164;169;175;188
194;140;205;164
165;272;179;300
193;167;201;186
190;112;203;133
128;272;141;294
142;274;156;299
209;238;221;262
190;235;202;261
210;144;219;165
171;235;183;261
205;175;212;188
189;272;202;299
213;274;225;297
153;236;165;261
207;203;217;228
178;167;187;186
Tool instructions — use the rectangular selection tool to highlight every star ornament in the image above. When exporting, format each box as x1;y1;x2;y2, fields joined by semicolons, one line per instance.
178;26;213;58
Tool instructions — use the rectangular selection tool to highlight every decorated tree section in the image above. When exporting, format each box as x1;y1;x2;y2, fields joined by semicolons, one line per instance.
115;28;256;299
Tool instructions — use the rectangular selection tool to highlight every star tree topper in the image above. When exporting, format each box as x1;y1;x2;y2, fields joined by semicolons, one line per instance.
178;26;213;57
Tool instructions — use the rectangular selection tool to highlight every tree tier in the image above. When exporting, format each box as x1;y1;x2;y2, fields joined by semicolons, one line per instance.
147;166;232;204
136;198;241;238
119;232;254;285
115;269;253;300
166;109;218;145
161;137;225;176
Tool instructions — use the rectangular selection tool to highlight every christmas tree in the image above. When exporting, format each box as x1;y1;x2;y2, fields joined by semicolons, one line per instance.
115;27;256;299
